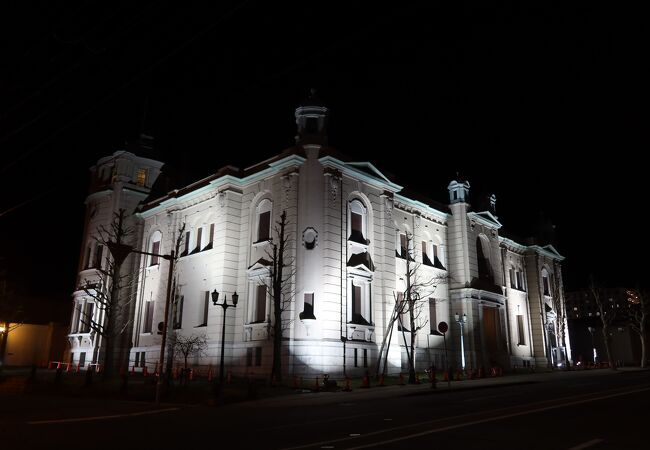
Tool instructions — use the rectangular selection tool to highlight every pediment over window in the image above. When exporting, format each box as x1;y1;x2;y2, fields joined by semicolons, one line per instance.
347;252;375;272
248;258;272;273
468;211;502;229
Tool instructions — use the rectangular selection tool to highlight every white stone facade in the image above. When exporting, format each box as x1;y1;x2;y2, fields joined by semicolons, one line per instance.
67;107;570;377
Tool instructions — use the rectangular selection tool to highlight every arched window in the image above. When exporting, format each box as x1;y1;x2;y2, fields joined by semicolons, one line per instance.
255;199;272;243
348;199;368;245
149;231;162;266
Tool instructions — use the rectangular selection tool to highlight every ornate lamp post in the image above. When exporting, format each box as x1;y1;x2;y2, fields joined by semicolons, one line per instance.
455;312;468;371
211;289;238;384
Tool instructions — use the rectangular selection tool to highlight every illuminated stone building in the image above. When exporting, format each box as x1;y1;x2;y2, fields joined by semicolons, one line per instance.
67;99;570;377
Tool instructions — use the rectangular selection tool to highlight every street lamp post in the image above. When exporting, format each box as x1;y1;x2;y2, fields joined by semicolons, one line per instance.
107;241;174;404
211;290;238;385
455;312;468;371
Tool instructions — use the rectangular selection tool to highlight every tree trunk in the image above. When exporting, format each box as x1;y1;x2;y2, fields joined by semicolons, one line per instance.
408;311;417;383
601;325;616;370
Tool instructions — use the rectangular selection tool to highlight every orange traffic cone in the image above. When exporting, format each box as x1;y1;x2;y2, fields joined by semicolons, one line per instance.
66;363;72;373
76;363;81;373
361;372;370;388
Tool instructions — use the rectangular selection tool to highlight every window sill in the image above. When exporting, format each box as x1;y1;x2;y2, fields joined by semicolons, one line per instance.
252;239;272;248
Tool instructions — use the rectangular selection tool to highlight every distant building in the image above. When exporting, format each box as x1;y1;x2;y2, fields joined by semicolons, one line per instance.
566;288;641;366
66;98;570;377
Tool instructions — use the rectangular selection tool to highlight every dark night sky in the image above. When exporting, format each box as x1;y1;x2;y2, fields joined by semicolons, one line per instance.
0;2;646;319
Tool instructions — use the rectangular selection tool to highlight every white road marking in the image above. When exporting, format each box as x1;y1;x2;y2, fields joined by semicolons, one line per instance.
349;434;361;437
346;389;648;449
28;407;179;425
568;438;604;450
280;385;650;450
259;413;375;431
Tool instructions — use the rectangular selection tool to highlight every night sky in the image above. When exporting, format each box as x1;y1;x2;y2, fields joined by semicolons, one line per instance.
0;3;646;320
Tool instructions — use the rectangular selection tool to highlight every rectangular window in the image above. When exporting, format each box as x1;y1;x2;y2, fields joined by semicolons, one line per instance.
182;231;190;256
397;292;409;332
300;293;315;320
349;212;364;243
173;295;184;329
79;352;86;368
85;246;92;269
516;271;523;291
136;168;147;187
94;245;104;269
246;348;253;367
354;348;358;367
81;303;94;333
192;228;202;254
352;284;362;323
517;315;526;345
139;352;146;368
71;305;80;333
151;241;160;266
422;241;433;265
70;352;74;364
144;301;154;333
542;276;550;296
258;211;271;241
509;268;516;288
363;349;368;368
204;223;215;250
255;285;267;323
429;298;437;334
400;233;407;259
200;291;209;326
135;352;140;368
255;347;262;366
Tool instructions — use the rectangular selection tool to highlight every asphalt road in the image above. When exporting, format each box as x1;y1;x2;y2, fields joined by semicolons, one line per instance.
2;369;648;449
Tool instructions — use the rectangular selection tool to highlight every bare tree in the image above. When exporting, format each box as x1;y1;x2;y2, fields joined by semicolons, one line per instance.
627;289;647;368
164;223;186;378
80;209;136;379
377;232;447;383
589;277;617;370
549;264;568;366
171;333;208;382
259;210;296;384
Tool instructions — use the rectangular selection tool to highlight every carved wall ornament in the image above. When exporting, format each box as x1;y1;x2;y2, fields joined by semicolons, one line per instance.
328;175;339;204
383;196;394;219
217;191;226;208
302;227;318;250
414;215;421;229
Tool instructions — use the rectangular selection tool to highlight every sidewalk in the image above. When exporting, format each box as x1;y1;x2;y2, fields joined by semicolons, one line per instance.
236;366;648;408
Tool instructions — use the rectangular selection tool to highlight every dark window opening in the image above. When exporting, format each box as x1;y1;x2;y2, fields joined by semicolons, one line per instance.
94;245;104;269
255;347;262;366
300;293;316;320
253;285;267;323
191;228;202;254
351;284;370;325
151;241;160;266
422;241;433;266
258;211;271;242
203;223;215;250
349;212;366;244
